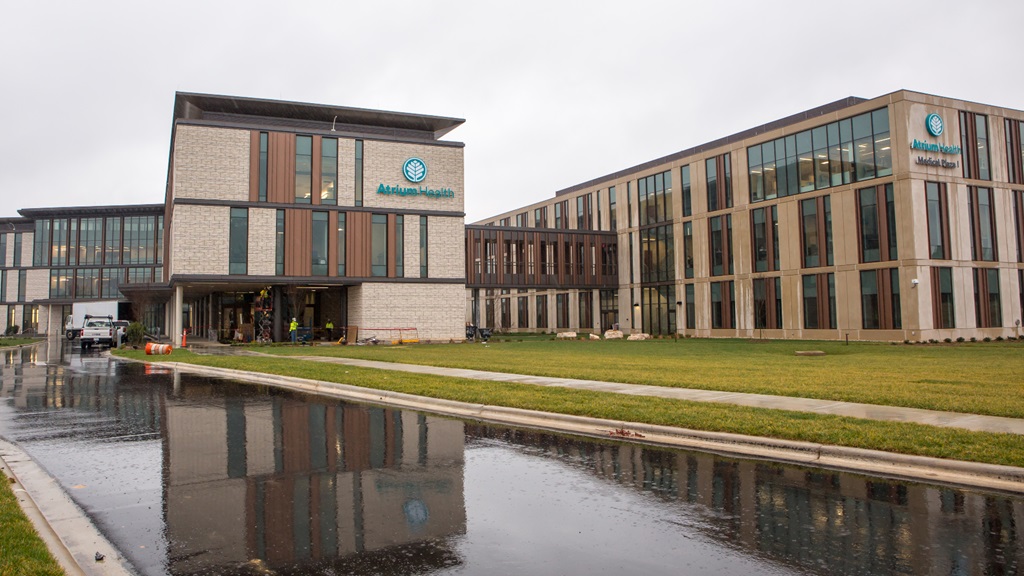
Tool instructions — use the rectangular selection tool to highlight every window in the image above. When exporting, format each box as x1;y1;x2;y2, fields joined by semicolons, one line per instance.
638;170;673;226
681;165;692;217
104;218;120;265
640;224;674;283
1014;190;1024;263
321;137;337;204
123;216;156;264
926;182;950;260
748;108;890;203
534;206;547;228
857;183;897;263
608;186;617;231
50;219;70;266
0;234;5;267
419;215;428;277
371;214;387;277
600;241;617;276
709;215;732;276
973;268;1001;328
579;291;593;329
78;218;102;265
295;135;312;203
518;296;529;328
556;293;569;329
753;277;782;330
258;132;268;202
500;296;510;329
395;215;404;277
931;267;955;329
311;212;328;276
554;200;568;229
1006;119;1024;185
75;268;99;299
0;270;6;302
276;210;286;275
515;212;528;228
229;208;248;275
684;284;695;330
354;140;364;207
861;268;901;330
576;194;592;230
599;289;618;331
50;269;72;299
12;233;21;267
706;154;731;212
32;221;49;266
800;195;832;268
802;273;836;330
683;221;694;279
751;206;779;272
960;111;990;181
22;305;37;333
967;187;997;261
101;268;120;299
536;295;548;330
710;281;734;329
641;285;676;335
626;181;633;227
17;270;26;302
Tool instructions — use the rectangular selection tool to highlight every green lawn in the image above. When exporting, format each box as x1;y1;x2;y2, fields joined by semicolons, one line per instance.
0;472;64;576
256;338;1024;418
0;338;42;349
113;347;1024;468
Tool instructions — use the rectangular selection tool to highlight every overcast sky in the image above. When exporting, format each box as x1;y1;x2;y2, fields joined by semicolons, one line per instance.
1;0;1021;222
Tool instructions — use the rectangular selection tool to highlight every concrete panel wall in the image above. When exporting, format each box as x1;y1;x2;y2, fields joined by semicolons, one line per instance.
173;125;250;202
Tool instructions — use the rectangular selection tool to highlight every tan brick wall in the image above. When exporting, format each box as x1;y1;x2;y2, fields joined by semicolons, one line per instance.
425;216;465;279
247;208;277;276
25;269;47;301
348;282;465;342
173;125;250;201
404;216;421;278
363;141;463;213
20;232;33;267
337;138;356;206
171;205;230;275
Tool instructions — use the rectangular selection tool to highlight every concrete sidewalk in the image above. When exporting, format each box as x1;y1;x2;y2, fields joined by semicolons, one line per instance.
286;355;1024;435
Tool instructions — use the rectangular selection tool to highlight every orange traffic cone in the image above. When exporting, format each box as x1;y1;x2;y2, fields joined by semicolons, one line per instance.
182;329;187;347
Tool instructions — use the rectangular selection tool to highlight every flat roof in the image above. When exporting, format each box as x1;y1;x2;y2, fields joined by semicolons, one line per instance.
18;204;165;218
173;92;466;140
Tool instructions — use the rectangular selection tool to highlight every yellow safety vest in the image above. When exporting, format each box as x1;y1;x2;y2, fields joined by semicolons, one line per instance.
290;321;298;331
326;321;334;329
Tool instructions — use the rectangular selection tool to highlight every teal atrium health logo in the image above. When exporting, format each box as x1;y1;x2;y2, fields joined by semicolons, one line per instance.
926;113;944;137
403;157;427;183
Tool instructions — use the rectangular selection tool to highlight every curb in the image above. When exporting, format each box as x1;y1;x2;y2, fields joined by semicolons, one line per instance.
0;439;136;576
154;360;1024;495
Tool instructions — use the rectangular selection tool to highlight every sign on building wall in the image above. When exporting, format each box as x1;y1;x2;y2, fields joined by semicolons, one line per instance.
377;157;455;199
912;112;962;169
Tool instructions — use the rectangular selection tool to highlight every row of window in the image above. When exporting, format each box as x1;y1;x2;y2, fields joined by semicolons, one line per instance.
48;267;162;299
466;230;617;288
17;215;165;269
229;208;429;278
257;134;365;206
476;267;1020;333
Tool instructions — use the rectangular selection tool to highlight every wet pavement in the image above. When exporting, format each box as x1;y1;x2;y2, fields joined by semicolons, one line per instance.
0;340;1022;575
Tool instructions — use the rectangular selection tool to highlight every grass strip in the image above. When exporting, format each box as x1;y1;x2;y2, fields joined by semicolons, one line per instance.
254;339;1024;418
0;471;64;576
115;349;1024;468
0;338;42;349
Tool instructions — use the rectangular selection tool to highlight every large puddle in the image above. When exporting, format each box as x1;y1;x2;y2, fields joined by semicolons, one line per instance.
0;342;1020;575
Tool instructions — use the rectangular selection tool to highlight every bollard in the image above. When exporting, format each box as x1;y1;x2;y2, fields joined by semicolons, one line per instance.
145;342;173;355
182;329;187;347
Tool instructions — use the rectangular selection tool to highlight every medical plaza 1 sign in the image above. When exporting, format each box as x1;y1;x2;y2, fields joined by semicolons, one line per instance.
913;113;962;169
377;157;456;199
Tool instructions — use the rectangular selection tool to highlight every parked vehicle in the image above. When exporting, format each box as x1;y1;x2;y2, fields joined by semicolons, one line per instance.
65;301;119;340
80;315;115;350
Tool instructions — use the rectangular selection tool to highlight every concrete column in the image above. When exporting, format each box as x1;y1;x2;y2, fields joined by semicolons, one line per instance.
173;285;183;347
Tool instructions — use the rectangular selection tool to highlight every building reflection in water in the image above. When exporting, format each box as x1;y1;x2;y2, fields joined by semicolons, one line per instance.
466;425;1022;576
165;381;466;575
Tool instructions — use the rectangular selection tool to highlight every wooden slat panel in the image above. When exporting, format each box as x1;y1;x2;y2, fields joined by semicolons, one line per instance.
311;136;321;206
285;210;311;277
268;133;295;204
249;131;260;202
347;212;371;277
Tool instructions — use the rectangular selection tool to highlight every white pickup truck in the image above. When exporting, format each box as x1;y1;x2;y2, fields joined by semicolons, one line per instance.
80;315;116;350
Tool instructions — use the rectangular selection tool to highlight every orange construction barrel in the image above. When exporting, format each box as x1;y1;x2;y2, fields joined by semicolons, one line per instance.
145;342;173;355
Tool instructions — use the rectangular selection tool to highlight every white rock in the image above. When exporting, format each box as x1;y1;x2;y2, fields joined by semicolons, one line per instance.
603;330;624;340
556;332;577;339
626;333;652;341
589;333;601;340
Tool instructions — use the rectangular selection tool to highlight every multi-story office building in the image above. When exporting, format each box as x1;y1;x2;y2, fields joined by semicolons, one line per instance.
469;90;1024;341
1;93;468;345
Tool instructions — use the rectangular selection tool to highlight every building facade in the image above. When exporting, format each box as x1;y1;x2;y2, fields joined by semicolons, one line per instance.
470;90;1024;341
1;93;468;345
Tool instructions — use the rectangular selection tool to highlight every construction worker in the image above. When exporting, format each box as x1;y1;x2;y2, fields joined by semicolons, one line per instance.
289;318;298;344
325;319;334;341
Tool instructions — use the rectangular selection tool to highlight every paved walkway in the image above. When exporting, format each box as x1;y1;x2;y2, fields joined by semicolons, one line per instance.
283;354;1024;435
